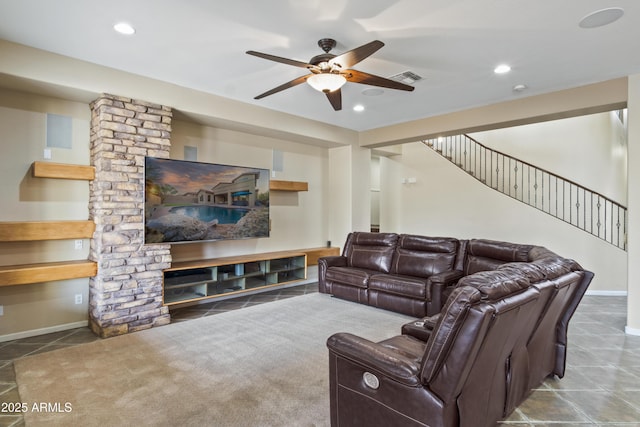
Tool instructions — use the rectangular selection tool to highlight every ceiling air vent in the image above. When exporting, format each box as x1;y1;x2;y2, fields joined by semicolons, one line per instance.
388;71;423;85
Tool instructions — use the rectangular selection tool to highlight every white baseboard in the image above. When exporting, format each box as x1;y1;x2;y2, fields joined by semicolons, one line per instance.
625;326;640;336
584;290;627;296
0;320;88;343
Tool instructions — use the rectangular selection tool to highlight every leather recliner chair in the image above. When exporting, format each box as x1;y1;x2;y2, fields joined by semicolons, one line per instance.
326;264;593;427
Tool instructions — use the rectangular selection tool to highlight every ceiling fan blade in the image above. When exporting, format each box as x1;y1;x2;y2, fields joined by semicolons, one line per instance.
325;89;342;111
246;50;314;69
344;69;415;92
329;40;384;69
254;74;311;99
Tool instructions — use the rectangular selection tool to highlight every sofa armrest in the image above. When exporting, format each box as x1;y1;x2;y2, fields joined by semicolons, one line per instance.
401;320;433;342
327;332;421;387
318;256;347;293
425;270;464;314
402;313;441;341
428;269;464;286
318;255;347;269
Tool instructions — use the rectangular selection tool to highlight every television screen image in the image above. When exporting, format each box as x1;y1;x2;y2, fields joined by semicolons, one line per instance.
144;157;270;244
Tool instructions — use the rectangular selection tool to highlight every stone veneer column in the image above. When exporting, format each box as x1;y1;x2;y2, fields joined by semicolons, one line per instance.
88;94;172;338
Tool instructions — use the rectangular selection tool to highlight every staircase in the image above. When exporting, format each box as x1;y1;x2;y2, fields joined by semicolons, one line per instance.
423;135;627;250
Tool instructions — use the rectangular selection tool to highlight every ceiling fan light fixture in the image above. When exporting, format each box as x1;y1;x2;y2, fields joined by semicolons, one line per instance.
494;64;511;74
113;22;136;35
307;73;347;93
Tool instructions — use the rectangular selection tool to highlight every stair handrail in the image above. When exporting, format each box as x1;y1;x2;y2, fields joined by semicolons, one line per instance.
422;134;627;250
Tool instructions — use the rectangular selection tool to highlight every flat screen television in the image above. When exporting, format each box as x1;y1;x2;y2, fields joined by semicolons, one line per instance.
144;157;270;244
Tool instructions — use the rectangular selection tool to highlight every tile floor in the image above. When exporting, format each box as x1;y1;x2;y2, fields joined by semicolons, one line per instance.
1;285;639;427
501;294;640;426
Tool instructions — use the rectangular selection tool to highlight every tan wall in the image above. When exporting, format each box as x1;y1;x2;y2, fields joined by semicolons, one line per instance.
379;124;627;292
469;111;627;204
626;74;640;333
0;92;330;340
154;120;330;263
0;89;91;339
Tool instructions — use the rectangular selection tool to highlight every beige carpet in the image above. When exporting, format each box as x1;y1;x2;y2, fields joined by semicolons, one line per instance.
15;293;411;427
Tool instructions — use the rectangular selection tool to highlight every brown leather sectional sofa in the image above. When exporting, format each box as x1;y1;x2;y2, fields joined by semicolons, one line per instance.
320;232;593;426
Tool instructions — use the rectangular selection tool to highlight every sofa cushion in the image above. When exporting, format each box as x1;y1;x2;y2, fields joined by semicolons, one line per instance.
344;232;398;273
378;335;428;365
527;246;581;279
420;285;482;383
390;235;458;278
458;269;530;301
464;239;533;275
531;257;574;280
498;262;547;282
498;252;575;282
369;273;430;299
325;266;374;288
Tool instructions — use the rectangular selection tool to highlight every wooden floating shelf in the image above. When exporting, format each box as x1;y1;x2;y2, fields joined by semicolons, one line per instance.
32;161;95;180
0;220;95;242
0;260;97;287
269;180;308;192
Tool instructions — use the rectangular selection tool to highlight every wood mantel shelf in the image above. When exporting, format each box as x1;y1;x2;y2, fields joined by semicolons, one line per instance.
0;220;95;242
32;161;95;180
0;260;97;287
270;180;308;192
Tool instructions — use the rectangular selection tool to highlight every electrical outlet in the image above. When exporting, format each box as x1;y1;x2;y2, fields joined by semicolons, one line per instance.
74;240;83;250
0;305;4;316
74;294;82;305
44;148;52;159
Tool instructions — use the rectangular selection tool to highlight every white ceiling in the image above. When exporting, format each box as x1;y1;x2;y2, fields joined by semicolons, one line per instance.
1;0;639;132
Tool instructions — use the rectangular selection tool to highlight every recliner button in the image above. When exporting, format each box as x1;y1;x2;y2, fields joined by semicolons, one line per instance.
363;371;380;389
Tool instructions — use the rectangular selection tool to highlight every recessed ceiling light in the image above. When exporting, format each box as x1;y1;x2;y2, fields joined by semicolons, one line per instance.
579;7;624;29
494;64;511;74
113;22;136;35
353;104;365;112
513;84;528;92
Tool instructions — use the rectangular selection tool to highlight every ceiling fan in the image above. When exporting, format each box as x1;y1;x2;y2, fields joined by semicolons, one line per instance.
246;38;415;111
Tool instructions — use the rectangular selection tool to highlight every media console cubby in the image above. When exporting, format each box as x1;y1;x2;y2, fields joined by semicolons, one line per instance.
163;250;307;306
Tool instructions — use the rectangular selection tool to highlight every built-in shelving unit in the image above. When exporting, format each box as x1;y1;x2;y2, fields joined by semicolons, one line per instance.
0;162;96;287
269;180;308;192
163;247;339;307
164;250;307;305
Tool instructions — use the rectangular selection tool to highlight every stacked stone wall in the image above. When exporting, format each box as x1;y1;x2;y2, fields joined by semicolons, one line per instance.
88;94;172;337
